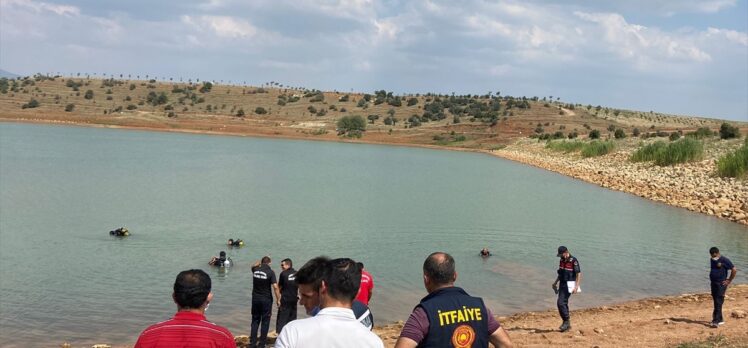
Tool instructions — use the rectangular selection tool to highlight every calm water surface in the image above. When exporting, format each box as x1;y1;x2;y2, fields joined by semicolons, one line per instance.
0;123;745;346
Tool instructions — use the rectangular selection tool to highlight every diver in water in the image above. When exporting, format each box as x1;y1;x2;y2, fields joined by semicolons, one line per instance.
227;238;244;247
480;247;491;257
110;227;129;236
209;251;231;267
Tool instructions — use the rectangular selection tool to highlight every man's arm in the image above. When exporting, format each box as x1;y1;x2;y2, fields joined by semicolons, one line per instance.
573;272;582;294
394;337;418;348
273;283;281;306
489;327;513;348
724;267;737;286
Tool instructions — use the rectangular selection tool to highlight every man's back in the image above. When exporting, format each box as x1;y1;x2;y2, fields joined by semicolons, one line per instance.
134;311;236;348
252;263;276;299
279;267;298;302
275;307;383;348
356;269;374;305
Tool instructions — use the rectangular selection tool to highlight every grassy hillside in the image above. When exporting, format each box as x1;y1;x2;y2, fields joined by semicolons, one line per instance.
0;74;743;149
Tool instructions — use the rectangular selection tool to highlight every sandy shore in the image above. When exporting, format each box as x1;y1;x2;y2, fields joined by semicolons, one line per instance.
375;284;748;347
71;285;748;348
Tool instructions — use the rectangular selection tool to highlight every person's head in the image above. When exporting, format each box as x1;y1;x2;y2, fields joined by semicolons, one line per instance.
422;252;456;293
261;256;271;265
219;251;226;260
357;261;364;270
172;269;213;311
228;239;233;245
320;258;361;306
557;246;569;259
281;258;293;271
710;247;720;259
295;256;330;314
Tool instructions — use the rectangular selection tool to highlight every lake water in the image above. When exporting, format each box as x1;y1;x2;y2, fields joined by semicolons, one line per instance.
0;123;745;346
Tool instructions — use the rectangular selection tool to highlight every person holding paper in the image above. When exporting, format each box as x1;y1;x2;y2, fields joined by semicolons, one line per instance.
552;246;581;332
709;247;737;328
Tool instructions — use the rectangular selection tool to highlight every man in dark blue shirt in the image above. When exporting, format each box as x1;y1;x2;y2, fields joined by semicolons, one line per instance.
709;247;737;328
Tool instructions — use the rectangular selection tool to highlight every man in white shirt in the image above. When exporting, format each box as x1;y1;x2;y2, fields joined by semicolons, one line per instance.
275;257;383;348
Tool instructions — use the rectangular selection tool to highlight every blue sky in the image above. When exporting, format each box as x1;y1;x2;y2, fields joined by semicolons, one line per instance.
1;0;746;121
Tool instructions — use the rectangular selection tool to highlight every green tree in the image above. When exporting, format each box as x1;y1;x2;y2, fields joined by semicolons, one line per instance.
64;103;75;112
589;129;601;139
255;107;268;115
199;82;213;93
407;97;418;106
719;123;740;139
614;128;626;139
84;90;94;99
337;115;366;135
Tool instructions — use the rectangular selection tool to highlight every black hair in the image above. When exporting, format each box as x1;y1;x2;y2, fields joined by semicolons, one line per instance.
173;269;211;309
357;262;364;269
423;252;455;286
326;258;362;302
710;247;720;255
219;251;226;257
282;258;293;267
261;256;271;264
295;256;330;290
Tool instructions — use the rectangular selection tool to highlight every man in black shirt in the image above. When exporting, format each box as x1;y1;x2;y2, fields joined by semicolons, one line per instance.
250;256;280;348
276;258;298;333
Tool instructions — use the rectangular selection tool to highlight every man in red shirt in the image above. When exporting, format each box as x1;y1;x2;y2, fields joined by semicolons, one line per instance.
134;269;236;348
355;262;374;305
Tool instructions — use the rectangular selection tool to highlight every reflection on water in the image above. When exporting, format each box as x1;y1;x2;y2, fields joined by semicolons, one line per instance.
0;123;745;347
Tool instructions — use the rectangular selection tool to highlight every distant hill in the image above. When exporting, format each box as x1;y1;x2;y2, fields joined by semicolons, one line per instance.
0;69;20;78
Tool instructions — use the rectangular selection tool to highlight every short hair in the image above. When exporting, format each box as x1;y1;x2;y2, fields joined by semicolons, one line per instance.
326;258;362;302
710;247;720;255
423;252;455;286
219;251;226;257
261;256;271;264
357;262;364;269
282;258;293;267
295;256;330;290
228;239;233;242
173;269;211;309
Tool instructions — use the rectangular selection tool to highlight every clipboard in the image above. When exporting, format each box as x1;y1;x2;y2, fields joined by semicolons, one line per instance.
567;281;581;293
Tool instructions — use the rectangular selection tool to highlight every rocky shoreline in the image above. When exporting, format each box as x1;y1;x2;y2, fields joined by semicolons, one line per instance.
491;137;748;226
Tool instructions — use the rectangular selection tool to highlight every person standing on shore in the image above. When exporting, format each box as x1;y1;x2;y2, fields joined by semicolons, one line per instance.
395;252;513;348
356;262;374;306
552;246;581;332
250;256;280;348
709;247;737;328
276;258;298;334
293;256;375;329
275;257;383;348
134;269;236;348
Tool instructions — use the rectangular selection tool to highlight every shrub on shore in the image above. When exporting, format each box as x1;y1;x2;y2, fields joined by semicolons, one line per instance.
337;115;366;137
546;140;585;153
589;129;601;139
581;140;616;158
632;138;704;166
719;122;740;140
630;141;667;162
716;137;748;179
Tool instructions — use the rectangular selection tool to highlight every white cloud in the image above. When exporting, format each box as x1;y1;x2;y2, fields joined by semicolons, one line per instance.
1;0;80;16
706;28;748;46
575;11;712;66
181;15;257;38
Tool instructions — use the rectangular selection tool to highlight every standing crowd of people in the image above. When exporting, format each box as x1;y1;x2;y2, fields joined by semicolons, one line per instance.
134;246;738;348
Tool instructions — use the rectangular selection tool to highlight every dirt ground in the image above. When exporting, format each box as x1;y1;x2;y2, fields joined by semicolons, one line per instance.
373;284;748;348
